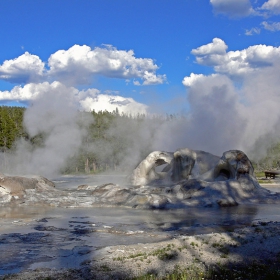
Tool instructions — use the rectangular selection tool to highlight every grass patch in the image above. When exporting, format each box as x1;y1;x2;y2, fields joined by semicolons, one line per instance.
151;245;178;261
255;171;266;177
113;244;178;263
255;171;275;183
258;179;273;184
98;264;111;272
128;252;147;259
131;262;280;280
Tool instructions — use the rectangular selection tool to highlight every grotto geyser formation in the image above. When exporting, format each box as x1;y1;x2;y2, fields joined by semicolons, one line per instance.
1;148;279;209
89;148;278;208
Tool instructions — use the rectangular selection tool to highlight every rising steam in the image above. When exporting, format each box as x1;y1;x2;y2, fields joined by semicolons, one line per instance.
2;63;280;178
2;83;90;177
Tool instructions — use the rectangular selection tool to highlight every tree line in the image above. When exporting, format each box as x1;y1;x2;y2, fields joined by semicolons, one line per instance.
0;106;27;151
1;106;279;173
0;106;167;174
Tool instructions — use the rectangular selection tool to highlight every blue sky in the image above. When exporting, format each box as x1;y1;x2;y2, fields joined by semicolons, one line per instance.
0;0;280;115
2;0;280;170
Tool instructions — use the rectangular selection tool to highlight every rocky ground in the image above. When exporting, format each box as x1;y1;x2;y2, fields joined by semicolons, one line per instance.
1;219;280;280
1;182;280;280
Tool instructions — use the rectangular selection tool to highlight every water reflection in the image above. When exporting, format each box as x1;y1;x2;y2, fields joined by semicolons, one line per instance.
0;204;262;236
51;174;127;190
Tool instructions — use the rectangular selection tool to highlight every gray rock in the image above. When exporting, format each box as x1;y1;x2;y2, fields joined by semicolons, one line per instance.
0;175;55;199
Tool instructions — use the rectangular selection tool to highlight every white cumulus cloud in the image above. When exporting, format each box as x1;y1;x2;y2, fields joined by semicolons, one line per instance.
191;38;228;67
0;82;148;115
79;91;148;115
0;82;60;102
0;45;166;86
191;38;228;56
0;52;45;83
48;44;166;86
191;38;280;77
182;73;208;87
0;44;164;115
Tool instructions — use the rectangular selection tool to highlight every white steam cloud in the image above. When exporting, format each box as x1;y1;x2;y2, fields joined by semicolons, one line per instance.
180;38;280;161
0;82;148;177
154;74;245;155
4;83;90;177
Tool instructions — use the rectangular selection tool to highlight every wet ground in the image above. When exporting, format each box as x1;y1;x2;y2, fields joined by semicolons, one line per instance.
0;175;280;276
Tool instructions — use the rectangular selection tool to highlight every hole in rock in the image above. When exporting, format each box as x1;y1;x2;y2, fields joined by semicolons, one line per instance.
218;169;231;180
155;163;170;172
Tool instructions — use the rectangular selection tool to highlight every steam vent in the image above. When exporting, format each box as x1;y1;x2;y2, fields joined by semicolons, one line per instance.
1;148;279;209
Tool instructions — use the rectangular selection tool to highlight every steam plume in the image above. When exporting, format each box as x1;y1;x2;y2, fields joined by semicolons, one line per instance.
3;83;89;177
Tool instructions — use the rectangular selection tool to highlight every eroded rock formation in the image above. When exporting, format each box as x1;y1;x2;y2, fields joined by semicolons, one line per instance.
129;149;219;186
86;148;278;209
129;149;258;187
129;151;173;185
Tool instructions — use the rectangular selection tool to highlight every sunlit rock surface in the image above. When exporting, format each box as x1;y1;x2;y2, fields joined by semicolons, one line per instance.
0;149;280;208
0;175;56;204
170;149;220;182
128;151;174;185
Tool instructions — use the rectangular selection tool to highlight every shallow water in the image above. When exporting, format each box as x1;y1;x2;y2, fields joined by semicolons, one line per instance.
0;175;280;275
1;175;280;236
52;174;128;190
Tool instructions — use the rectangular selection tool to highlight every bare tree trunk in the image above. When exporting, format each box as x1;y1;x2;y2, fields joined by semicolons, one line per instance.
85;158;90;173
92;162;96;172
